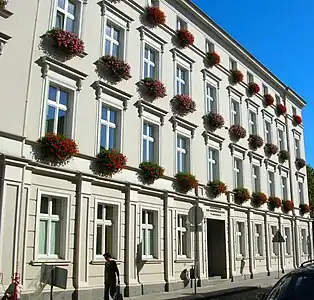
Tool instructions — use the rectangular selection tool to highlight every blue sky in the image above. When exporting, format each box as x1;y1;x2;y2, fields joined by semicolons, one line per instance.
191;0;314;165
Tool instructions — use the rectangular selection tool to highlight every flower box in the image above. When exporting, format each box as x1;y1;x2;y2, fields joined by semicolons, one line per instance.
176;29;194;48
282;200;294;213
248;134;264;150
170;94;196;116
264;143;278;156
137;77;166;101
293;114;302;125
230;70;244;84
268;197;281;211
173;172;198;194
276;103;287;115
207;180;227;198
233;188;250;205
205;52;220;67
229;124;246;140
96;148;127;177
144;6;166;27
37;133;79;166
248;82;260;95
295;158;306;170
300;203;311;215
251;192;268;208
96;55;131;84
0;0;7;10
44;28;85;58
138;161;164;185
278;150;289;163
264;94;274;106
203;112;224;131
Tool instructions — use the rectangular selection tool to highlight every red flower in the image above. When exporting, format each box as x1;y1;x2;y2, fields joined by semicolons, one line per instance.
282;200;294;213
248;82;260;95
251;192;268;208
176;29;194;48
203;112;225;131
206;52;220;67
173;172;198;194
170;95;196;116
248;134;264;150
293;114;302;125
276;103;287;115
295;158;306;170
208;180;227;198
229;124;246;139
138;161;164;185
137;78;166;100
96;148;127;177
144;6;166;27
300;203;311;215
264;143;278;156
230;70;244;84
233;188;250;205
268;197;281;210
264;94;274;106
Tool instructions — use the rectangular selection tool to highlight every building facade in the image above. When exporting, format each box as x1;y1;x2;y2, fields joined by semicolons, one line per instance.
0;0;312;299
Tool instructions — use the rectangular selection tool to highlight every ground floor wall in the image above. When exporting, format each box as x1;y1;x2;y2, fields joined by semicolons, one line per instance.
0;156;312;300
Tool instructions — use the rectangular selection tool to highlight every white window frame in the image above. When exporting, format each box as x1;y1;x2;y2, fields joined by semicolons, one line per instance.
294;136;301;158
301;228;308;255
275;95;281;105
176;214;191;258
268;171;275;197
254;223;263;257
208;147;219;182
205;83;218;113
177;16;187;30
233;157;243;188
235;221;245;258
252;164;260;192
247;72;254;84
229;58;237;70
176;134;190;173
277;127;286;151
262;84;268;95
230;98;241;125
147;0;159;7
281;176;288;201
271;225;279;256
283;227;292;256
292;107;297;116
248;110;257;135
298;181;304;204
104;21;123;58
142;120;159;163
206;40;214;52
176;64;189;95
143;45;158;79
34;190;70;262
264;120;272;144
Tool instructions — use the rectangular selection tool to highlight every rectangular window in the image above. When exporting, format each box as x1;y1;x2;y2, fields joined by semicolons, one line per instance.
231;99;240;125
46;85;70;136
264;120;272;143
301;229;308;255
105;22;122;57
278;128;285;150
299;182;304;204
247;72;254;84
229;58;237;70
248;111;257;135
252;165;260;192
292;107;297;116
55;0;78;33
295;137;301;158
96;204;115;257
284;227;292;255
281;176;288;200
142;210;156;258
268;171;275;197
262;84;268;95
271;226;279;256
254;224;263;257
177;17;187;30
142;122;157;162
177;215;189;257
144;46;158;79
236;222;245;257
208;147;219;182
176;65;188;94
205;83;217;113
100;105;118;150
147;0;159;6
275;95;281;105
177;135;189;173
206;40;214;52
233;158;243;188
39;195;63;258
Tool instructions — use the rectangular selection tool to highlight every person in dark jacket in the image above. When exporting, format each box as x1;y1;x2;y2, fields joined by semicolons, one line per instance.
103;252;120;300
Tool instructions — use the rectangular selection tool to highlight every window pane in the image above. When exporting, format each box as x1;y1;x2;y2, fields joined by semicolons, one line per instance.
182;231;187;255
57;109;66;135
150;65;155;79
148;229;153;256
97;204;103;220
40;196;49;214
148;141;154;162
143;139;147;161
109;110;116;123
106;25;112;37
144;48;149;59
105;40;111;55
106;206;114;220
105;226;113;255
178;232;182;255
52;198;61;215
101;106;108;121
96;225;103;255
49;86;57;101
46;106;55;134
142;229;146;254
67;1;76;15
177;151;181;172
113;28;120;41
109;127;115;149
66;18;75;32
59;90;68;106
112;44;119;57
39;220;47;254
181;153;186;172
100;124;107;149
58;0;65;9
142;211;146;224
148;212;153;224
50;221;60;255
144;62;149;79
55;11;65;29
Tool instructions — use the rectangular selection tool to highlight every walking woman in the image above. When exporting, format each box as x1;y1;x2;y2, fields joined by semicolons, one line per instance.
103;252;120;300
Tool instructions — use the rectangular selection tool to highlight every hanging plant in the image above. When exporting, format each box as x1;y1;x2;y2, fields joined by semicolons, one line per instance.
137;78;166;101
300;203;311;215
96;55;131;84
248;134;264;150
144;6;166;27
264;94;274;106
138;161;164;185
233;188;250;205
176;29;194;48
278;150;289;163
230;70;244;84
96;148;127;177
295;158;306;170
170;94;196;116
229;124;246;140
264;143;278;156
276;103;287;115
248;82;260;95
207;180;227;198
0;0;7;10
251;192;268;208
205;52;220;67
203;112;225;131
173;172;198;194
293;114;302;125
43;28;85;59
268;197;281;211
37;133;79;166
282;200;294;213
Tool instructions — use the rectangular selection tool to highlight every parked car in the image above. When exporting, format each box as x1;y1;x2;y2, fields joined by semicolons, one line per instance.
258;260;314;299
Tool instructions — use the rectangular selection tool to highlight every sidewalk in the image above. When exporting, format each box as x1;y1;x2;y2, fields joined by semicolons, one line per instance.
128;276;279;300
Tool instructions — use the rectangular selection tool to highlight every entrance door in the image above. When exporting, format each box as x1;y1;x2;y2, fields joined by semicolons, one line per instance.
207;219;227;278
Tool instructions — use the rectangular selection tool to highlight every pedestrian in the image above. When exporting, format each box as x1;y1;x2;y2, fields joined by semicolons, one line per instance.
103;252;120;300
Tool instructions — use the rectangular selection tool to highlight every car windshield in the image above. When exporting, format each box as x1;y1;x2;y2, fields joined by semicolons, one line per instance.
266;273;314;300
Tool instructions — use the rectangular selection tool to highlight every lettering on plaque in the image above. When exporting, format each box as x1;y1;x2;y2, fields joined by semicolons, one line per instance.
206;206;225;218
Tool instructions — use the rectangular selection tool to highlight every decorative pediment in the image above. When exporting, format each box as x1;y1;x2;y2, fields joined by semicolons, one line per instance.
202;131;225;150
201;69;221;88
247;151;263;166
245;98;260;113
0;32;11;55
228;143;247;159
261;109;274;122
227;85;244;102
134;100;168;125
264;159;278;171
170;48;195;68
278;164;289;176
137;26;167;51
169;116;198;138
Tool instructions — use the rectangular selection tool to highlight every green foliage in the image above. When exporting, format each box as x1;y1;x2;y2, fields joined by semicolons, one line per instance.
307;164;314;207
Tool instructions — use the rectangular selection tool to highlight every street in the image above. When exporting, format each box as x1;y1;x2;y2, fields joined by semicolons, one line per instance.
210;288;270;300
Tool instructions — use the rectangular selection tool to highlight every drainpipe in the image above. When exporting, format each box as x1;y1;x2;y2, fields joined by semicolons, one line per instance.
21;0;41;157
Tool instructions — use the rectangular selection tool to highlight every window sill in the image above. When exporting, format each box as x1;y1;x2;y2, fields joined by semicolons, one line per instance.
90;260;123;265
236;256;247;261
0;8;13;19
77;51;88;58
174;258;193;263
30;260;71;266
141;258;162;264
254;256;265;261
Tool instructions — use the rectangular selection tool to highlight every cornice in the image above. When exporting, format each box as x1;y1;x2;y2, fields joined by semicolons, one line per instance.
169;116;198;138
134;100;168;125
202;131;225;149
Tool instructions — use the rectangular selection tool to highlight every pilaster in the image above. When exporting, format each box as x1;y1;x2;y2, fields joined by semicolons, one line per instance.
247;210;254;278
264;214;271;275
